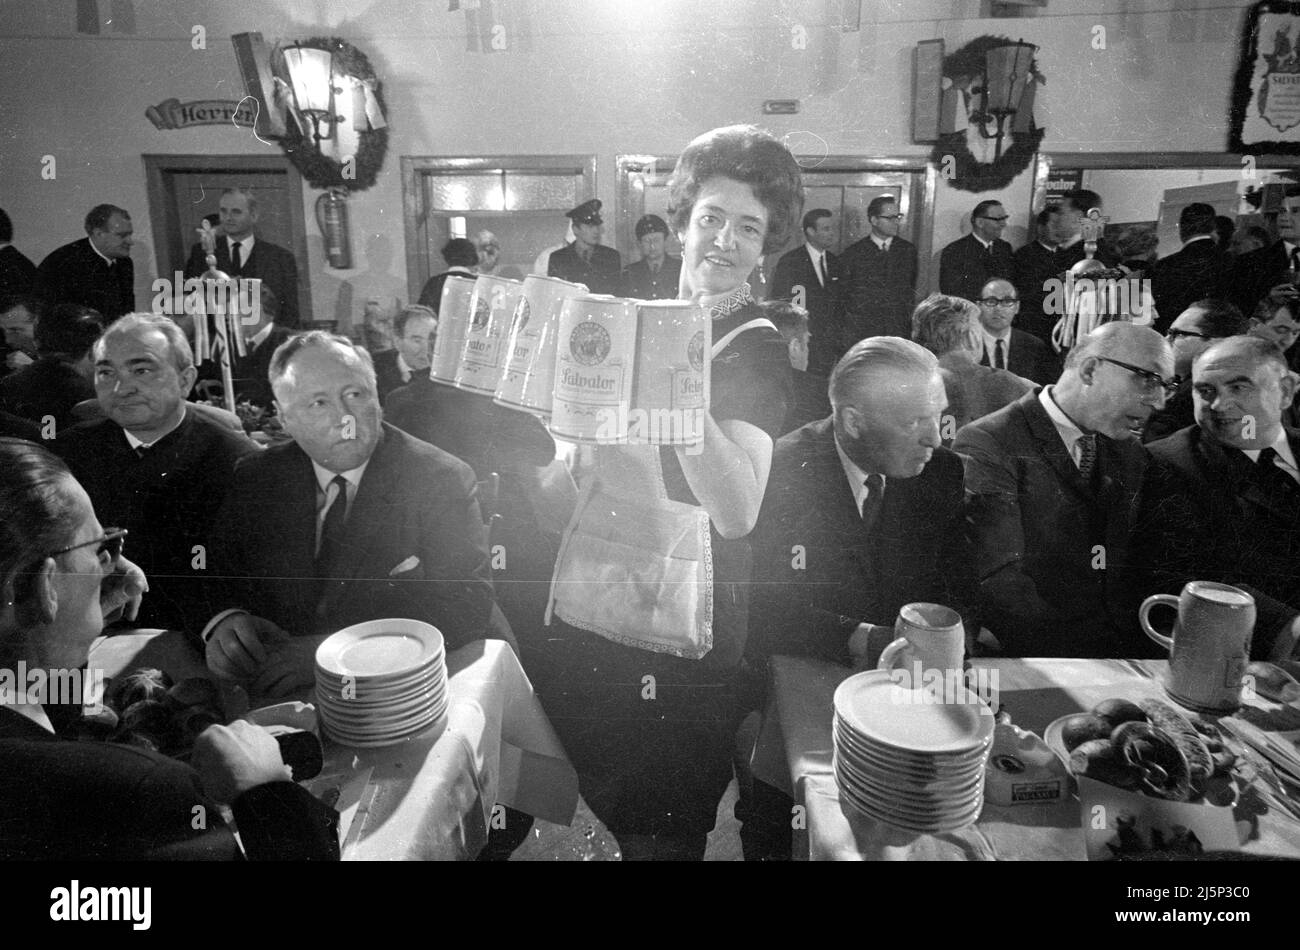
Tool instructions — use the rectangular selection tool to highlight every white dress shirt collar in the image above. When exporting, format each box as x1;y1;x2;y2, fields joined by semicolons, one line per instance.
833;431;886;517
1182;234;1214;248
89;240;114;267
122;408;186;450
1038;385;1090;466
395;351;414;384
1242;430;1300;482
871;235;892;253
972;233;994;251
805;243;826;284
227;234;255;259
247;321;275;349
311;460;371;520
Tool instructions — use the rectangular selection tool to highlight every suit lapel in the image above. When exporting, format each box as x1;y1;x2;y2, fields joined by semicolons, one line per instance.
1020;393;1095;500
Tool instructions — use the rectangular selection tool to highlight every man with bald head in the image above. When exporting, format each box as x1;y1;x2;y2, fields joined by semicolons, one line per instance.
974;278;1061;385
953;322;1175;656
1135;336;1300;660
201;330;495;696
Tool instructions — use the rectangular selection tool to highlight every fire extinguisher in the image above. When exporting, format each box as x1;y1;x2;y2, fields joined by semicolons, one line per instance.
316;187;353;269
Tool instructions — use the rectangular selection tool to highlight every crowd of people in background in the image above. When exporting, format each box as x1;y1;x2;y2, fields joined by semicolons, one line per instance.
2;152;1300;862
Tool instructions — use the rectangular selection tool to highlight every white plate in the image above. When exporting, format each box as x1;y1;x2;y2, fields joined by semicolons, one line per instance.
835;751;985;797
832;673;995;755
322;703;444;738
834;718;991;770
836;768;985;830
316;619;445;680
315;676;445;707
329;714;449;749
314;650;444;683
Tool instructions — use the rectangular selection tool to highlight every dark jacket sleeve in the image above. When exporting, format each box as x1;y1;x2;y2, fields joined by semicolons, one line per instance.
230;782;340;861
953;420;1062;654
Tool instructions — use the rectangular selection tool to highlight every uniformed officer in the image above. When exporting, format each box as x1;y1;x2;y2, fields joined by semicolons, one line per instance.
548;199;621;294
619;214;683;300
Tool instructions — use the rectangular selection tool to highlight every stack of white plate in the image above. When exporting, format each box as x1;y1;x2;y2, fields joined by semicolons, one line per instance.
832;670;994;833
314;619;448;748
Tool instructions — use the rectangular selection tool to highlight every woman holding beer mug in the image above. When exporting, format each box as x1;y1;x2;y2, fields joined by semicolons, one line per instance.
539;126;799;860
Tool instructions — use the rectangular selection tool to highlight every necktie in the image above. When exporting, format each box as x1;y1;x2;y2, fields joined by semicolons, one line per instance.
860;473;885;533
1076;433;1098;486
994;338;1006;370
1257;447;1300;494
316;474;349;566
230;241;242;272
816;253;826;288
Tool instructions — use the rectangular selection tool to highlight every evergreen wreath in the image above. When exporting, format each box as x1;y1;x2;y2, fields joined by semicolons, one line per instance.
929;35;1045;193
278;36;388;191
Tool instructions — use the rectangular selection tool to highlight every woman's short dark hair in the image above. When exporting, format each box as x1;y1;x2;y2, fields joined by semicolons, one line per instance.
0;439;79;604
666;125;804;255
442;238;479;269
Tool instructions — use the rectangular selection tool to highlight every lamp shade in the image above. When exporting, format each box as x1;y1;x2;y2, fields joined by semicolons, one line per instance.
283;45;334;114
983;41;1036;113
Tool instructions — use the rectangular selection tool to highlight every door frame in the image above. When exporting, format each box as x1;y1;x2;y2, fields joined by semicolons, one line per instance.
400;154;598;301
142;153;312;317
615;154;938;278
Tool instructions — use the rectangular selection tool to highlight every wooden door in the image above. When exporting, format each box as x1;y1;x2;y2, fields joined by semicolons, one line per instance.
144;155;312;322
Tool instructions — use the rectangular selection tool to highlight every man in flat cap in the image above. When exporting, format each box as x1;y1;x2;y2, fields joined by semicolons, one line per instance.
548;199;621;295
620;214;682;300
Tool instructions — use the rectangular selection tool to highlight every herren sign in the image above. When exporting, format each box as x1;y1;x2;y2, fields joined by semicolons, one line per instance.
145;98;256;130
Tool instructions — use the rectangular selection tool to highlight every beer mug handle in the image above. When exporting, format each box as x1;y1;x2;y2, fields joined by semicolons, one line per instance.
1138;594;1179;653
876;637;912;672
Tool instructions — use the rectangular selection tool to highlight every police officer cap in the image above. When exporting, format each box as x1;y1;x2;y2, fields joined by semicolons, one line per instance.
635;214;669;239
566;199;603;225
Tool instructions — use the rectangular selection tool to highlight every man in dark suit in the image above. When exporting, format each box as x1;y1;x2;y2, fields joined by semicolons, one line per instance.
202;331;495;696
939;200;1016;304
743;336;972;860
0;303;101;432
548;199;621;295
0;712;338;860
1135;336;1300;661
57;314;258;633
1013;207;1063;344
194;284;294;412
953;322;1175;657
1;295;39;376
620;214;683;301
373;304;438;404
183;188;301;327
838;196;917;346
974;278;1062;385
1144;299;1247;443
0;208;37;300
1151;203;1231;335
1055;189;1120;270
417;238;478;313
1228;186;1300;320
35;204;135;323
767;208;842;374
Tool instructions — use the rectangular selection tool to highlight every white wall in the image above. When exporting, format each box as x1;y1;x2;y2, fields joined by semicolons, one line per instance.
0;0;1276;322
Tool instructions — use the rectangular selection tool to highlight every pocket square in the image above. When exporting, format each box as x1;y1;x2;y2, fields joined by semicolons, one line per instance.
389;556;420;576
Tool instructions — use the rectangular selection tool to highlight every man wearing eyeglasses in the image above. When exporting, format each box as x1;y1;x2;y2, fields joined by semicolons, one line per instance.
34;205;136;324
1143;300;1248;443
939;201;1016;305
838;196;918;346
974;278;1061;386
953;322;1174;657
1248;295;1300;369
1135;335;1300;661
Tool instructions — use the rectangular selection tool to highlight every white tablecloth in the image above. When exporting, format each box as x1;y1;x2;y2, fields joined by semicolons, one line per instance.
89;632;578;861
751;655;1300;861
